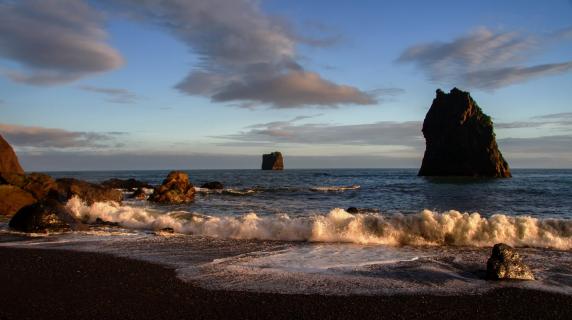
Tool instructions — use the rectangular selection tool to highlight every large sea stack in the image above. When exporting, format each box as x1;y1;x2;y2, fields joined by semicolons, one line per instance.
261;152;284;170
418;88;511;177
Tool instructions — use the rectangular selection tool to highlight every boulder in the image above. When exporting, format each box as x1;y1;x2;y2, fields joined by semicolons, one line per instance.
262;152;284;170
346;207;359;214
0;135;24;174
486;243;534;280
131;187;148;200
0;185;36;216
54;178;123;205
9;199;85;233
418;88;511;177
0;172;56;200
149;171;195;204
101;178;152;190
200;181;224;190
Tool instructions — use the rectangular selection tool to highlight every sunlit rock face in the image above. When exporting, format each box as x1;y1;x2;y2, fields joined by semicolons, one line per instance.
486;243;534;280
418;88;511;177
149;171;195;204
262;152;284;170
0;134;24;174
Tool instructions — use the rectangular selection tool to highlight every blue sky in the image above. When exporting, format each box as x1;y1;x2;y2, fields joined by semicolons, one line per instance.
1;0;571;170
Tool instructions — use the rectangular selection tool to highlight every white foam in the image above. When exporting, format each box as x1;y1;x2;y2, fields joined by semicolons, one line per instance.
310;185;361;192
65;197;572;250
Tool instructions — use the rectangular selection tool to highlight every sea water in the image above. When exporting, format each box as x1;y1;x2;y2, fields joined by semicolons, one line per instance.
1;169;571;295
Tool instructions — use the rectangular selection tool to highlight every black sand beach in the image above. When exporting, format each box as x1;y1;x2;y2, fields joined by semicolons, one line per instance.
0;247;570;320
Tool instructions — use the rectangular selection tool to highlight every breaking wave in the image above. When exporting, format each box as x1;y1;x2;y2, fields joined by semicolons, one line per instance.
310;185;360;192
65;197;572;250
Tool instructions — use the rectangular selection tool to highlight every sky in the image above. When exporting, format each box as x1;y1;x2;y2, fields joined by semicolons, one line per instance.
0;0;571;170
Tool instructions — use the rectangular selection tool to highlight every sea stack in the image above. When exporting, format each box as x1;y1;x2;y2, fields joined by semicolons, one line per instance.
0;134;24;174
418;88;511;177
261;152;284;170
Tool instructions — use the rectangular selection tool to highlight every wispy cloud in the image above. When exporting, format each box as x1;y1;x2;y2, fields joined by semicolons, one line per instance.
0;123;125;150
79;85;138;104
497;112;572;130
0;0;123;85
398;27;572;90
111;0;374;108
216;117;423;147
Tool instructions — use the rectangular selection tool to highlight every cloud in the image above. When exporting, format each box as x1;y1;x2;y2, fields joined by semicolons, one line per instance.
496;112;572;130
0;0;123;85
79;85;138;104
113;0;374;108
398;27;572;90
499;135;572;154
0;123;124;149
216;117;423;147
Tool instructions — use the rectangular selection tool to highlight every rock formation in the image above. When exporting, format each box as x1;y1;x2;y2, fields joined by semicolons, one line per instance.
101;178;153;190
261;152;284;170
418;88;511;177
0;135;24;174
53;178;123;205
486;243;534;280
9;199;85;233
149;171;195;204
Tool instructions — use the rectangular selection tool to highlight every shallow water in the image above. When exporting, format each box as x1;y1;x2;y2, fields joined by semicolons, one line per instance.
1;169;571;295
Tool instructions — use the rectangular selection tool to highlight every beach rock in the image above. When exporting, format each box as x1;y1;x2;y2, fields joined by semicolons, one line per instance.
54;178;123;205
0;134;24;174
262;151;284;170
0;185;36;216
9;199;85;233
1;172;57;199
346;207;359;214
94;218;120;227
149;171;195;204
101;178;152;190
418;88;511;177
486;243;534;280
131;187;148;200
200;181;224;190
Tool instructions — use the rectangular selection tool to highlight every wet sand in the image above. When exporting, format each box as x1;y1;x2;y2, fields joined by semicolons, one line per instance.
0;247;570;320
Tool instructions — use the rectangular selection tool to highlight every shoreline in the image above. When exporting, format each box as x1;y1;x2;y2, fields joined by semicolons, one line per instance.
0;247;570;319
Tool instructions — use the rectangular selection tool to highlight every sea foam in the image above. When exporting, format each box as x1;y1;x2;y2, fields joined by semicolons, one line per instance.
65;196;572;250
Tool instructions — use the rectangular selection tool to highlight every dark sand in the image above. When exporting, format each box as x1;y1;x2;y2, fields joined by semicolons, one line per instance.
0;247;570;320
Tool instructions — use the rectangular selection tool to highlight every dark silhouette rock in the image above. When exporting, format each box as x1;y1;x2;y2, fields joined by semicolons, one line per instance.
262;152;284;170
149;171;195;204
54;178;123;205
418;88;511;177
9;199;86;233
0;135;24;174
200;181;224;190
486;243;534;280
0;185;36;216
101;178;152;190
346;207;359;214
94;217;120;227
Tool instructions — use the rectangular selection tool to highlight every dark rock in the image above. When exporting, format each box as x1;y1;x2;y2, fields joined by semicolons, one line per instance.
262;151;284;170
200;181;224;190
94;218;120;227
0;134;24;174
131;187;148;200
149;171;195;204
160;227;174;233
0;172;56;200
9;199;86;233
0;185;36;216
486;243;534;280
54;178;123;205
346;207;359;214
418;88;511;177
101;178;152;190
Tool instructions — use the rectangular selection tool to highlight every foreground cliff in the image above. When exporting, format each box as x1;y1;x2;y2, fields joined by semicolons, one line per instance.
418;88;511;178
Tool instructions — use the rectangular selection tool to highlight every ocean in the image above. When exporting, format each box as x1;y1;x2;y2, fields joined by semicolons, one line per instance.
1;169;571;295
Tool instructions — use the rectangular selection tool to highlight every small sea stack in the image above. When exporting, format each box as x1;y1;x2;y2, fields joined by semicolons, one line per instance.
261;152;284;170
418;88;511;177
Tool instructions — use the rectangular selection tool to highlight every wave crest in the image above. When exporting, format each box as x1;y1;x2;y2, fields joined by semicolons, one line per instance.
65;197;572;250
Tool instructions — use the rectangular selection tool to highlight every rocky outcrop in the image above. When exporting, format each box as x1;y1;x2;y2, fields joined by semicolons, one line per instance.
262;152;284;170
53;178;123;205
9;199;85;233
486;243;534;280
0;135;24;174
131;187;148;200
101;178;152;190
418;88;511;177
0;185;36;216
149;171;195;204
200;181;224;190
